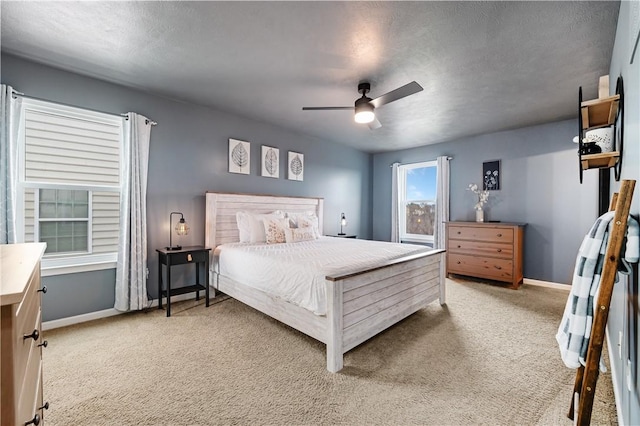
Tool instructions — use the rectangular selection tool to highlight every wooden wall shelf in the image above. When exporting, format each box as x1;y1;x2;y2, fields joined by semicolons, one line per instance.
580;152;620;170
577;77;624;184
580;95;620;130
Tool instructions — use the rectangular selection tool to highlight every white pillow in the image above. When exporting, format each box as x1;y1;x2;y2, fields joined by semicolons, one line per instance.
284;226;317;243
287;212;320;237
236;211;284;243
263;217;290;244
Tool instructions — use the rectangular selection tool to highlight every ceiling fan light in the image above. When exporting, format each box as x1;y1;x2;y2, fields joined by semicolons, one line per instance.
354;103;375;124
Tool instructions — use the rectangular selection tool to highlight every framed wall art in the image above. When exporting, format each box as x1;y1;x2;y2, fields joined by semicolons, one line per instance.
483;160;500;190
288;151;304;181
229;138;250;175
261;145;279;178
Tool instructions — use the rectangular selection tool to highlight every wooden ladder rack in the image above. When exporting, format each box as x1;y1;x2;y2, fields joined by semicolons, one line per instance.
568;178;636;425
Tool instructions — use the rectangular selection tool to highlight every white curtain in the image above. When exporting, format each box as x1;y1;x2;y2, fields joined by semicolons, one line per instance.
115;113;152;311
390;162;401;243
434;156;451;249
0;85;22;244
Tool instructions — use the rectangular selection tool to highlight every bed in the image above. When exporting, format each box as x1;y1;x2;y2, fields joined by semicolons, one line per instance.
205;192;446;372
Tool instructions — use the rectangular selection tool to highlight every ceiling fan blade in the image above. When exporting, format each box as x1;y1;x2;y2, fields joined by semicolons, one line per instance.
368;117;382;130
371;81;423;108
302;106;354;111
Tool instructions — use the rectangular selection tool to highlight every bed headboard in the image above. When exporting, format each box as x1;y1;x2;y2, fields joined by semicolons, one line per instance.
205;192;324;249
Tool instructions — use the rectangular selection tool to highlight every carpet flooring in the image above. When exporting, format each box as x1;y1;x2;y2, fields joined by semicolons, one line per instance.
42;278;617;425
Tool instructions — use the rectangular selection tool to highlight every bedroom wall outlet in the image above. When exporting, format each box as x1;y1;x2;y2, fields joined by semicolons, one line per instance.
146;267;149;279
627;360;633;391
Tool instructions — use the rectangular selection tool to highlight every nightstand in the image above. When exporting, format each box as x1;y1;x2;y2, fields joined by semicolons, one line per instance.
326;234;357;238
156;246;212;317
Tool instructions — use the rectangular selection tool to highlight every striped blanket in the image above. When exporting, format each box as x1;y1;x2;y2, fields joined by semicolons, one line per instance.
556;211;639;369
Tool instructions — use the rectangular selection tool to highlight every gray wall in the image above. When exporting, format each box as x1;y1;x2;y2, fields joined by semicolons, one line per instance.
605;0;640;423
372;119;599;284
1;54;373;321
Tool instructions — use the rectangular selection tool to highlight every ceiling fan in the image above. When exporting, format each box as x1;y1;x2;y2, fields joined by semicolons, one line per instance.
302;81;423;130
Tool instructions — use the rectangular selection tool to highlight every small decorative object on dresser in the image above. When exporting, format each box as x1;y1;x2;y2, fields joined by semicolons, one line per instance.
446;221;526;289
1;243;49;425
467;183;489;222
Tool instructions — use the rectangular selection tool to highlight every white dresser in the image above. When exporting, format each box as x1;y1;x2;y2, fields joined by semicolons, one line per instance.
1;243;47;425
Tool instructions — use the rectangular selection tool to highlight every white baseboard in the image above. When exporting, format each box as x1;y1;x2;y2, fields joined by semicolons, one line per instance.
523;278;570;291
42;293;197;331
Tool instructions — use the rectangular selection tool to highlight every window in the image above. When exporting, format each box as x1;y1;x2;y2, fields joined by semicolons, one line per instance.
398;161;437;244
17;98;123;275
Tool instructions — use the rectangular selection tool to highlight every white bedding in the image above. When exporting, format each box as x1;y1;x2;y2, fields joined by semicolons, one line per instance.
214;237;433;315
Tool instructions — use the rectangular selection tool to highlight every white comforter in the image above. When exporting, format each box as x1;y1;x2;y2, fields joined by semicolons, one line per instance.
214;237;433;315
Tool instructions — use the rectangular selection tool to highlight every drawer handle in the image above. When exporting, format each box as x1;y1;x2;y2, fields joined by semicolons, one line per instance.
495;266;502;270
24;329;39;341
25;414;40;426
497;233;502;237
457;245;461;248
38;402;49;411
456;261;461;264
457;231;461;234
38;286;47;294
38;340;48;348
497;249;502;253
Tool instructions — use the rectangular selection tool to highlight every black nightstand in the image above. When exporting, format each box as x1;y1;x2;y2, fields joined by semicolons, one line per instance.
156;246;212;317
326;234;357;238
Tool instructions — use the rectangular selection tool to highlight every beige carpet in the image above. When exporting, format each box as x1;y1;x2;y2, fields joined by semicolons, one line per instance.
42;279;617;425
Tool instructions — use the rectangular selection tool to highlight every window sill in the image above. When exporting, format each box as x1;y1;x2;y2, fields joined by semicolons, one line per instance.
42;253;117;277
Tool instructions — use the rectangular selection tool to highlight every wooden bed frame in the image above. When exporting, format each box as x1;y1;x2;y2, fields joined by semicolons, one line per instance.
205;192;446;372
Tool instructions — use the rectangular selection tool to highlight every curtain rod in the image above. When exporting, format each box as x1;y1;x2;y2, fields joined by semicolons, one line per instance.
12;90;157;126
390;156;452;167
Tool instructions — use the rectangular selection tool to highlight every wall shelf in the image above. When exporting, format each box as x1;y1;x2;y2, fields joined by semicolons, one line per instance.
580;95;620;130
581;152;620;170
578;76;624;184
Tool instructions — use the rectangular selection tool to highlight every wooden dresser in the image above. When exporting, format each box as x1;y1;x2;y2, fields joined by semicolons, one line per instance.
446;222;525;288
1;243;47;426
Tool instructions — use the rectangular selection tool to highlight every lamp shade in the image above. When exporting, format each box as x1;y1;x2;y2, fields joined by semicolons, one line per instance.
339;212;347;235
167;212;188;250
175;218;189;235
354;102;375;124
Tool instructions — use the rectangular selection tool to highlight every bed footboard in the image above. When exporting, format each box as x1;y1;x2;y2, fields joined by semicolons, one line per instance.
325;249;445;372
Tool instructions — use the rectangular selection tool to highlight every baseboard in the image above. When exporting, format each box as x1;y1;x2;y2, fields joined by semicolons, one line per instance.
606;329;624;426
523;278;570;291
42;293;196;331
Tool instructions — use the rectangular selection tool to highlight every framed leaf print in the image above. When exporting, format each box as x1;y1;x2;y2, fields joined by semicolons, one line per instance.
229;138;250;175
288;151;304;181
261;146;279;178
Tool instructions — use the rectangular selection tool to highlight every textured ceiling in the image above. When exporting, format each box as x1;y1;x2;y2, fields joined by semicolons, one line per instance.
0;1;620;153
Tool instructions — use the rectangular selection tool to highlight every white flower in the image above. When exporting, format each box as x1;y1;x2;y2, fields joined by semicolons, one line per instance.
467;183;490;210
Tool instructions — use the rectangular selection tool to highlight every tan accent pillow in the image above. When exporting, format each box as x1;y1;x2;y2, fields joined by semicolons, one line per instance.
287;212;320;237
262;217;289;244
285;226;317;243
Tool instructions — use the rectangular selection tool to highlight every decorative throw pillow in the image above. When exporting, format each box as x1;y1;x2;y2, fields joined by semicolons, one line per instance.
284;226;317;243
287;212;320;237
262;217;289;244
236;211;284;243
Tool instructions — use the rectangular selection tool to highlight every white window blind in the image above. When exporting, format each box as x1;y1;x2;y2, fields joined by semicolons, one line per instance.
19;98;123;271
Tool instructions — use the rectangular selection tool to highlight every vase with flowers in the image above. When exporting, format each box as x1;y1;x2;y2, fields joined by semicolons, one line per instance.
467;183;490;222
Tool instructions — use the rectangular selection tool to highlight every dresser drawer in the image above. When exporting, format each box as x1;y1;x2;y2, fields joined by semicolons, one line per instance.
448;226;514;243
448;253;513;282
448;240;513;259
17;344;42;426
14;275;41;387
166;250;208;265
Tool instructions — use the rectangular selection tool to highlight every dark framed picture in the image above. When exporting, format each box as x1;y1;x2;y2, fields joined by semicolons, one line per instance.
483;160;500;190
